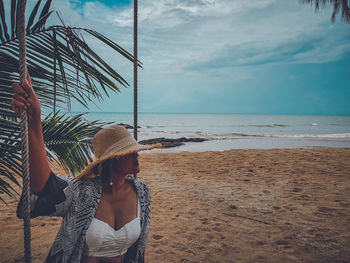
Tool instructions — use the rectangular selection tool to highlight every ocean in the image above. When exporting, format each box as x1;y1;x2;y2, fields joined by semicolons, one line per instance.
80;113;350;152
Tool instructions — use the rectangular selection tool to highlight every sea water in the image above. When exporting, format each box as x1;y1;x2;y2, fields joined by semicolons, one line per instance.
79;113;350;152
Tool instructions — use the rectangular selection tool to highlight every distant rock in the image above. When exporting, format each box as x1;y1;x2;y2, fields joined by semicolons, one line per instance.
117;123;141;129
139;137;208;148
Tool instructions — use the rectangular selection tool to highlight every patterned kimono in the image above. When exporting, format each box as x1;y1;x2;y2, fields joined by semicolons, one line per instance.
17;172;151;263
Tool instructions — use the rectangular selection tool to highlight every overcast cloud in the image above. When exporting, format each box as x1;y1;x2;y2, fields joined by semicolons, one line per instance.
27;0;350;114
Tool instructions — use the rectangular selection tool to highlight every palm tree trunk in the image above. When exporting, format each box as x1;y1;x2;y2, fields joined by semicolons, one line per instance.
133;0;138;141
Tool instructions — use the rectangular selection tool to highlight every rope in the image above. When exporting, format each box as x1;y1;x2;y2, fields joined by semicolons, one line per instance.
17;0;32;262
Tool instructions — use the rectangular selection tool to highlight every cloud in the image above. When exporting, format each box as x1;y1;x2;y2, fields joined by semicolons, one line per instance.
28;0;350;113
49;0;348;73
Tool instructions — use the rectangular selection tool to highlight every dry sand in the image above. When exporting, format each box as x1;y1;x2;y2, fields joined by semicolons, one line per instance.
1;148;350;263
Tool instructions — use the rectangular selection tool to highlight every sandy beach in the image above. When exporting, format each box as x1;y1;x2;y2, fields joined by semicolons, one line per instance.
1;147;350;263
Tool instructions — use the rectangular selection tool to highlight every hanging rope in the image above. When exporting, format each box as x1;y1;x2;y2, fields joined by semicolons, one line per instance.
17;0;32;262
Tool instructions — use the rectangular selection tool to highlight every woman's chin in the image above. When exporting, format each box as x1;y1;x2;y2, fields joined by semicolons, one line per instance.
133;166;140;174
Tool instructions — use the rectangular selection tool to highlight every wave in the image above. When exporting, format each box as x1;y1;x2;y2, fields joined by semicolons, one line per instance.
216;133;350;139
189;131;350;140
140;128;350;140
265;133;350;139
145;123;289;129
242;124;288;128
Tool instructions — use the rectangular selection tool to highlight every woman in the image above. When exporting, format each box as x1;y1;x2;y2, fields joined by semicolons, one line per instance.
11;76;161;263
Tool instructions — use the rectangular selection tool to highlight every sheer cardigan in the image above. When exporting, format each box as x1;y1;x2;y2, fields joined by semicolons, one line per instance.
17;171;151;263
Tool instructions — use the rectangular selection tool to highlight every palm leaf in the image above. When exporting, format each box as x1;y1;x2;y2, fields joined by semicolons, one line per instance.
10;0;16;39
37;0;53;31
0;111;111;201
0;0;139;116
0;0;10;41
42;111;111;176
301;0;350;24
0;0;141;201
26;0;42;34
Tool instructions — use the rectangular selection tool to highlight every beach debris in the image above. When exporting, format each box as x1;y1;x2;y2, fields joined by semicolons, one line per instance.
152;234;164;240
276;240;289;246
292;187;302;192
117;123;141;129
139;137;208;148
229;204;238;210
299;194;312;200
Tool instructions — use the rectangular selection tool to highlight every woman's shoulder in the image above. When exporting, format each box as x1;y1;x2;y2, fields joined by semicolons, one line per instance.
60;175;102;199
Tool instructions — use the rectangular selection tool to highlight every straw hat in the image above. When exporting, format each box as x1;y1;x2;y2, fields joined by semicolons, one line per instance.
76;125;161;179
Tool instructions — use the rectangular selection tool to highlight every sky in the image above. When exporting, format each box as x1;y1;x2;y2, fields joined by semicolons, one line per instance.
41;0;350;114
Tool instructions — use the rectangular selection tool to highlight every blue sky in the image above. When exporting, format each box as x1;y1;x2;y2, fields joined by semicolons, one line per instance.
47;0;350;114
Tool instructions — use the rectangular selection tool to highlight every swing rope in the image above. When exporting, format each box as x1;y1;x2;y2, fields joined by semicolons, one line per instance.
17;0;31;262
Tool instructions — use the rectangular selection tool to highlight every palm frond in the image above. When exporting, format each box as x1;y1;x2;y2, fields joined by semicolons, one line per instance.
0;0;141;117
0;1;10;42
301;0;350;24
0;111;111;201
42;111;111;176
26;0;43;34
0;118;22;201
0;0;139;202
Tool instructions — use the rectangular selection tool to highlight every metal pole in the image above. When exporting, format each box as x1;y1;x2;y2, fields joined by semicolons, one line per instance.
133;0;138;141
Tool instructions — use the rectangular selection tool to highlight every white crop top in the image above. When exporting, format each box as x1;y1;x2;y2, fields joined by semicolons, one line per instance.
83;199;141;257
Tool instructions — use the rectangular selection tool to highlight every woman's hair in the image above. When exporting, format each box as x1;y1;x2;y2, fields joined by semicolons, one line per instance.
93;158;118;183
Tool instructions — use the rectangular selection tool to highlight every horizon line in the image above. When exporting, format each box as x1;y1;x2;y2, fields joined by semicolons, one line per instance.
64;111;350;116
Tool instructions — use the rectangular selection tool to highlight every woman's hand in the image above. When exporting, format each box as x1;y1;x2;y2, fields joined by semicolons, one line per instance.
11;74;50;194
11;75;41;122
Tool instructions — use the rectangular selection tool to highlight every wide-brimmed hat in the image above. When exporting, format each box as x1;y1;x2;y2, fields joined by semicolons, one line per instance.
76;124;161;179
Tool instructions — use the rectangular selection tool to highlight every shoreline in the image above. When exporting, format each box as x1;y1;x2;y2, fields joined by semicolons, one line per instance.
141;136;350;151
148;139;350;153
1;147;350;262
79;114;350;151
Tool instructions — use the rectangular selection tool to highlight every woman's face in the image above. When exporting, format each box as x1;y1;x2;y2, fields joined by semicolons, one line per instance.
111;153;140;175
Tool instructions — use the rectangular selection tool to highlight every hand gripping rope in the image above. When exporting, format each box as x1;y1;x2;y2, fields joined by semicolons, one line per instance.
17;0;31;262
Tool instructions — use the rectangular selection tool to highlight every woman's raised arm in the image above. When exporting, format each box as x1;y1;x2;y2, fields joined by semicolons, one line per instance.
11;76;51;195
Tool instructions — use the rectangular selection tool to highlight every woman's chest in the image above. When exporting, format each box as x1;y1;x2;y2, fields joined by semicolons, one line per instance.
94;189;138;231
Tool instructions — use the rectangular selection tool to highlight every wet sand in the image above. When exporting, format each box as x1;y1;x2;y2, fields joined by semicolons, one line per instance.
1;148;350;262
